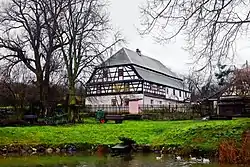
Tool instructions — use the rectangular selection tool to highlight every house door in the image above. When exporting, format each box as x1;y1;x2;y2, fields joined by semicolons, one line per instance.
129;100;139;114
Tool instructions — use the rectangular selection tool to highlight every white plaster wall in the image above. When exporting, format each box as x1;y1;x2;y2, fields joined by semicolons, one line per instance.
86;94;143;105
86;90;191;106
165;87;190;102
143;96;179;105
143;96;165;105
166;87;180;101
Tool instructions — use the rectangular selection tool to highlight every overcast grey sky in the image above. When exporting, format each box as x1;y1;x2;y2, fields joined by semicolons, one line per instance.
109;0;250;75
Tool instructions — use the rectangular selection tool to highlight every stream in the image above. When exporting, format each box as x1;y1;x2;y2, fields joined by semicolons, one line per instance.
0;153;239;167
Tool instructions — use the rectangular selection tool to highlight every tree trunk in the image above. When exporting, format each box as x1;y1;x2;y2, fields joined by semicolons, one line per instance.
68;80;76;123
36;72;50;118
43;70;50;117
36;73;44;117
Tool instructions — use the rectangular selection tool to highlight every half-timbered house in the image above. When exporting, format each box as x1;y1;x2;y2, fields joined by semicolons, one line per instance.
85;48;191;110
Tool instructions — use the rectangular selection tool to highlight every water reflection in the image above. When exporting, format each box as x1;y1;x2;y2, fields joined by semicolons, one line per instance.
0;153;238;167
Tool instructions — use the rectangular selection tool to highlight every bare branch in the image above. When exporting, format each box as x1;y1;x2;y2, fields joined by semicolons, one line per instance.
139;0;250;73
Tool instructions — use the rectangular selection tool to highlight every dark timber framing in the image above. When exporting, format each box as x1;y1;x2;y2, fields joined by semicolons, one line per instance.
86;64;169;97
143;81;165;99
86;48;191;102
86;65;145;96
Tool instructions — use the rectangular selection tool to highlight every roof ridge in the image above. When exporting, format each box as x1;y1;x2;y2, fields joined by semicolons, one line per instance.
124;47;179;78
122;47;133;63
124;47;163;63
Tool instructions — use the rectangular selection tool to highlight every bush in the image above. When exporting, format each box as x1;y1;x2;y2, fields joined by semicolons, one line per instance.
142;108;200;120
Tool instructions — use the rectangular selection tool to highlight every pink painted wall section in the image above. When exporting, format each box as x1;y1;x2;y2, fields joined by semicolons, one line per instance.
129;100;139;114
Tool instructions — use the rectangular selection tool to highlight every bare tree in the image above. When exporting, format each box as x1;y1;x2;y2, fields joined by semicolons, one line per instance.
184;71;221;102
139;0;250;71
56;0;124;122
0;0;66;115
231;64;250;97
0;63;34;118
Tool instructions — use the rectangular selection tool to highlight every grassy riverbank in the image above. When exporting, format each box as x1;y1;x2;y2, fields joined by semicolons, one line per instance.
0;118;249;152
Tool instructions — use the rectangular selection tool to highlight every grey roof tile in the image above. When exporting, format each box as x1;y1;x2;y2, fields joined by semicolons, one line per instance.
100;48;131;66
134;66;189;91
123;48;179;78
102;48;179;78
100;47;189;91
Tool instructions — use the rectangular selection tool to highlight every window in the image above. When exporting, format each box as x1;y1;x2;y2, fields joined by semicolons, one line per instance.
124;83;129;91
150;99;154;105
111;99;117;106
185;92;187;97
166;88;169;94
124;98;129;106
159;101;162;105
103;69;108;78
179;90;182;97
157;85;160;91
173;89;175;95
118;68;123;77
97;85;101;94
149;84;152;90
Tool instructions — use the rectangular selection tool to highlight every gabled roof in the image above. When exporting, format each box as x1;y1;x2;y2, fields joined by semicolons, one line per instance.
101;48;180;79
204;84;231;101
99;47;188;91
134;66;188;91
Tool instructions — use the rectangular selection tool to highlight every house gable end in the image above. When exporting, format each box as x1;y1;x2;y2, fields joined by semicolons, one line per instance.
99;48;132;68
86;65;143;96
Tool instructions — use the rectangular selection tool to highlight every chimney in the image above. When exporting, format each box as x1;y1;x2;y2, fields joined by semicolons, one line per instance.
136;48;141;56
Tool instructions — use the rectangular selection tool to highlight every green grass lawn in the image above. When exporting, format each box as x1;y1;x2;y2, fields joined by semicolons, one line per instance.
0;118;249;151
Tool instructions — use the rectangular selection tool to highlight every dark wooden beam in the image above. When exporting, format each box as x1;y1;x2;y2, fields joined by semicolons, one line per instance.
86;79;143;86
143;92;166;99
97;63;183;81
145;80;190;93
86;91;143;97
86;68;97;84
144;93;188;103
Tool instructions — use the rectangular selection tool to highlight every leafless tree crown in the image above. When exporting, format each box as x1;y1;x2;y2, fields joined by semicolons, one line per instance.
140;0;250;71
0;0;124;115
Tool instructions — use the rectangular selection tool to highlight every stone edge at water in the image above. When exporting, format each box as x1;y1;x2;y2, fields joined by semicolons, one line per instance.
0;143;218;158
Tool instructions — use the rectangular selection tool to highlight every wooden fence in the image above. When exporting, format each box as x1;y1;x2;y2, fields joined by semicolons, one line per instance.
139;104;190;113
84;104;211;115
85;105;129;114
0;104;213;122
139;104;210;120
